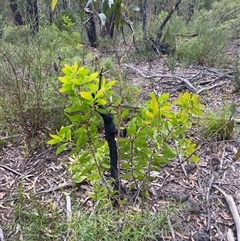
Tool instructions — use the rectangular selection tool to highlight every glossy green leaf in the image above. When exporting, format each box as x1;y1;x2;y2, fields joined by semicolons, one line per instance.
96;98;107;105
80;91;93;100
95;88;104;99
56;143;68;155
47;137;62;145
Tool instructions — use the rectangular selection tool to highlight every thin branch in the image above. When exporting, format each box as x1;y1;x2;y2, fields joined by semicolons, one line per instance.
213;185;240;241
216;6;240;26
196;81;229;94
35;181;75;195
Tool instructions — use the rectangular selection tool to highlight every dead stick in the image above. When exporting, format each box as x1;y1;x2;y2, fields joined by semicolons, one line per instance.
213;185;240;241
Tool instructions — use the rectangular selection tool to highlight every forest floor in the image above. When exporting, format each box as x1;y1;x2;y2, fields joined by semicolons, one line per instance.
1;41;240;241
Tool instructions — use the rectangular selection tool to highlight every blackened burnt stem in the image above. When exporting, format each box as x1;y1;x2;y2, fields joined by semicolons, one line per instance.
99;112;119;190
97;69;120;191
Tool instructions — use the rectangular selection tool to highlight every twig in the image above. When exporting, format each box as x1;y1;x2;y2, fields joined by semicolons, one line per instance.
124;64;197;92
0;164;24;177
36;181;75;195
206;173;215;232
213;185;240;241
64;192;72;222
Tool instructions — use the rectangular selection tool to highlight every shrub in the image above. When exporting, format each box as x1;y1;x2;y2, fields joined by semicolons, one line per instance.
0;25;83;145
48;63;203;200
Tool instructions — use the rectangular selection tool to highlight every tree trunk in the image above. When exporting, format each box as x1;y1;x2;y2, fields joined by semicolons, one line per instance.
9;0;24;25
142;0;147;39
101;13;115;38
62;0;67;9
26;0;39;35
155;0;182;46
85;13;97;47
49;4;53;24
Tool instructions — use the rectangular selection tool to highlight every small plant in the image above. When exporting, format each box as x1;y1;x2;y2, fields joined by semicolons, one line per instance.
200;104;235;141
48;63;203;200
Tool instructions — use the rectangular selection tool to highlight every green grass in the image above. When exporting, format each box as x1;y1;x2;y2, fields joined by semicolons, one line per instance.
5;189;180;241
200;105;234;141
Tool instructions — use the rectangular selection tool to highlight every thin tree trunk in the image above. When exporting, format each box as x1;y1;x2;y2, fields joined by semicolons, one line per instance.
101;13;115;38
85;13;97;47
142;0;147;39
10;0;24;25
155;0;182;46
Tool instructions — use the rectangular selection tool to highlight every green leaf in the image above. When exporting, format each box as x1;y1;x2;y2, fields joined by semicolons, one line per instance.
85;83;98;93
80;91;93;101
145;111;154;118
62;65;73;75
72;173;87;184
149;93;159;116
162;144;176;158
96;98;107;105
59;84;72;93
121;108;129;118
56;143;68;155
58;125;72;135
105;80;116;90
47;138;62;145
191;155;199;163
158;93;169;103
51;0;58;11
88;72;98;81
96;107;107;114
47;134;62;145
58;76;71;84
121;163;131;169
71;78;81;85
95;88;105;99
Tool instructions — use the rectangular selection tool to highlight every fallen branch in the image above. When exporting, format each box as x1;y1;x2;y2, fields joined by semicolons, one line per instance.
124;64;197;92
213;185;240;241
197;81;229;94
206;173;215;232
36;181;75;195
124;64;231;94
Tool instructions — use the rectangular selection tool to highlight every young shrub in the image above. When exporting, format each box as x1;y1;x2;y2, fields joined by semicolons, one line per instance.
48;63;203;200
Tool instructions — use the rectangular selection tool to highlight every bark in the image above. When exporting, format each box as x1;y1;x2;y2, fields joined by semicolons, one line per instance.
85;14;97;47
9;0;24;25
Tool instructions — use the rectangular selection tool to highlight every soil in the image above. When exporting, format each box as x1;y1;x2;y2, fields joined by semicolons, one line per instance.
1;44;240;241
